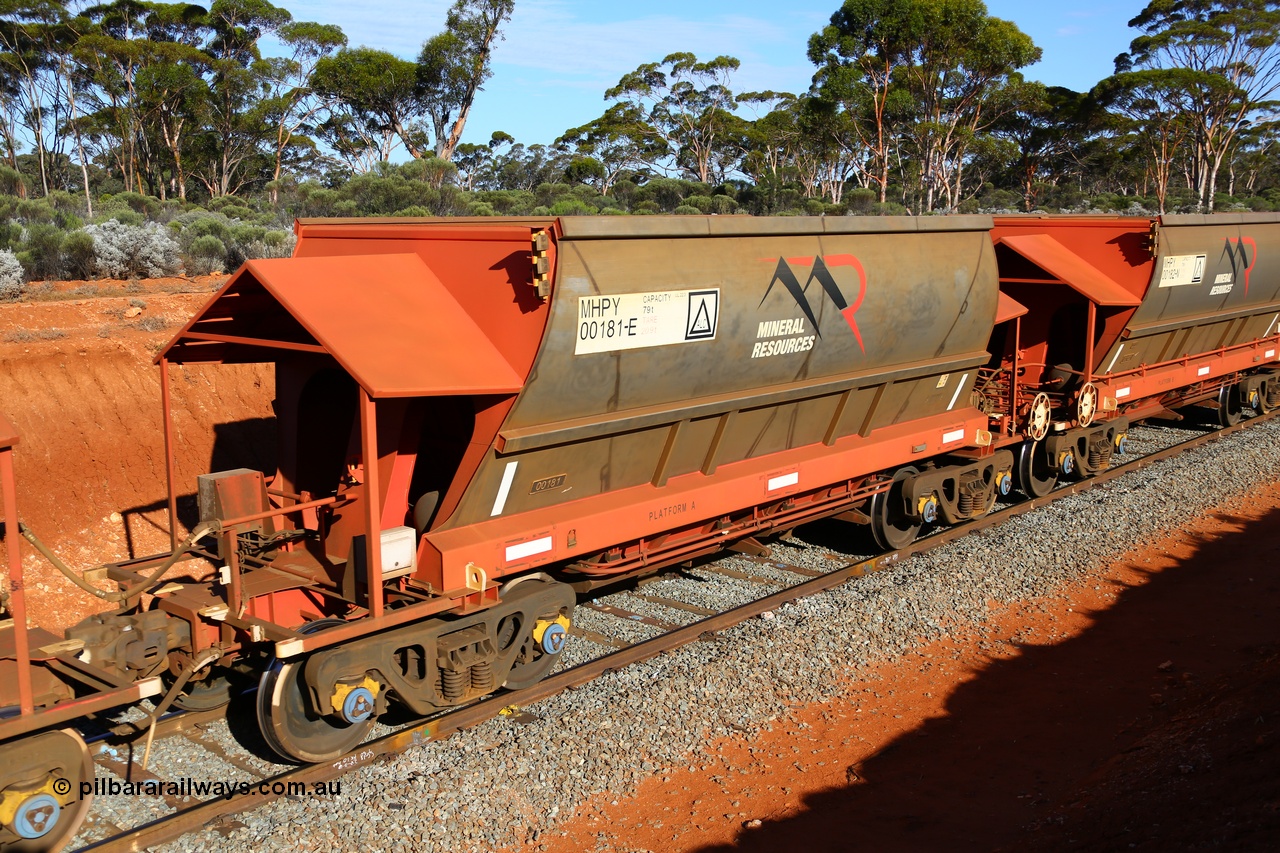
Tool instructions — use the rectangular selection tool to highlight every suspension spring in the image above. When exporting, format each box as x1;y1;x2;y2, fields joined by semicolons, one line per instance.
1088;440;1113;470
471;661;493;692
957;478;984;516
442;668;467;701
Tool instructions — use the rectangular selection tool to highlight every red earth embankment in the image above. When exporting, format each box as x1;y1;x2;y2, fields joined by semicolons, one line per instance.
0;280;274;629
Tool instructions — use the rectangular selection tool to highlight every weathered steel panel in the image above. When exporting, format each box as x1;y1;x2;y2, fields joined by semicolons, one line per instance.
1128;213;1280;330
440;219;999;529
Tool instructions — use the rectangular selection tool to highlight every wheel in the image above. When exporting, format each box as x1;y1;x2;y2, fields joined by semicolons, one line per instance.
869;466;922;551
500;576;573;691
1076;382;1098;427
1025;392;1052;442
0;729;94;852
1217;383;1242;427
257;619;373;764
1016;439;1058;498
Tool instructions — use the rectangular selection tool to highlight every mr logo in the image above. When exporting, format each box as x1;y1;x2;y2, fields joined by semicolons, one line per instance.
760;254;868;351
1221;237;1257;296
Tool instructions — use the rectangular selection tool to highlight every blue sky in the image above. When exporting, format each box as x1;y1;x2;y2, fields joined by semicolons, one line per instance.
278;1;1149;149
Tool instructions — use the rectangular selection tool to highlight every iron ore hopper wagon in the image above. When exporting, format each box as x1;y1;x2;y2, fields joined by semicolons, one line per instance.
1;212;1277;851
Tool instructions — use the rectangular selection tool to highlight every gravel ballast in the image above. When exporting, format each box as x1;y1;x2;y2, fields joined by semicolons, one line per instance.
68;417;1280;853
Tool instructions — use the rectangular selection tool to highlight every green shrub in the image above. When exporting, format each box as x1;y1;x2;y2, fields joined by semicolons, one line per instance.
188;234;227;274
707;195;738;215
21;223;66;280
871;201;910;216
0;166;28;197
672;204;702;215
63;230;96;280
548;199;595;216
92;208;144;227
112;192;163;217
16;199;55;224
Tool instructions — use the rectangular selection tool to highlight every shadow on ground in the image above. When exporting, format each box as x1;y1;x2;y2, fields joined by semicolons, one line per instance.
698;506;1280;852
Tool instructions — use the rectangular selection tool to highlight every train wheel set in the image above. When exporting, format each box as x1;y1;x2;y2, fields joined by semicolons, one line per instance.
2;212;1279;850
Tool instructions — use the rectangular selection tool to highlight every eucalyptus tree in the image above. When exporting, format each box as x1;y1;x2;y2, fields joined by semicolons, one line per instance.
0;0;73;196
260;20;345;202
194;0;290;197
794;95;868;204
809;0;1038;210
1115;0;1280;211
417;0;513;161
736;91;866;206
900;2;1038;210
737;91;800;190
604;52;743;184
1093;71;1194;212
311;46;427;167
808;0;920;203
992;81;1091;211
557;103;664;195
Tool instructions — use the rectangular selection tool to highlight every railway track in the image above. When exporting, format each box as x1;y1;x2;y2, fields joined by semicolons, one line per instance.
70;411;1271;852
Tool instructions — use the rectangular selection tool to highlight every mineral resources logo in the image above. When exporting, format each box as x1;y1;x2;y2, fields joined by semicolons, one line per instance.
758;255;867;355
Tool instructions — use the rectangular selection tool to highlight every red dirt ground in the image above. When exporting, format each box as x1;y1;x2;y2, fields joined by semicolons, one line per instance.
518;483;1280;852
0;276;274;629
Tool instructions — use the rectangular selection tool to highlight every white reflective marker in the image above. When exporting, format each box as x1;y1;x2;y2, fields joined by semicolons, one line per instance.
1105;343;1125;374
942;429;965;444
505;536;553;562
767;471;799;491
947;373;969;411
490;461;519;517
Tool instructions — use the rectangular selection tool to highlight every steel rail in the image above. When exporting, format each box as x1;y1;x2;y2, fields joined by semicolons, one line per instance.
76;410;1277;853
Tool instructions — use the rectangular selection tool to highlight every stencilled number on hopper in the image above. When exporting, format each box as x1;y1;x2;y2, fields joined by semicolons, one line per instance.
575;289;720;354
1159;253;1207;287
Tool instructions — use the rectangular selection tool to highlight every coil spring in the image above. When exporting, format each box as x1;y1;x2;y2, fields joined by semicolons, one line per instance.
1088;440;1113;470
957;478;984;516
442;668;467;701
471;661;493;692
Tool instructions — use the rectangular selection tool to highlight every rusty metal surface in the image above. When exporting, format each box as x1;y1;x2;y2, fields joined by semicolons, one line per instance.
1107;215;1280;378
161;254;524;397
78;408;1279;853
996;233;1142;306
450;218;1001;531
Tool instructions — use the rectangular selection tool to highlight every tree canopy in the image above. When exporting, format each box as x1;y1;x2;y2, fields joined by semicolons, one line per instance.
0;0;1274;225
